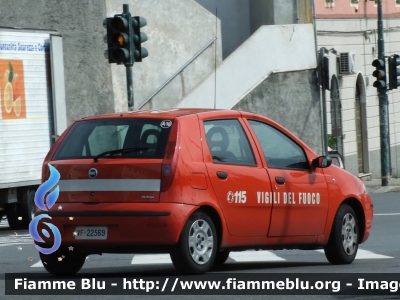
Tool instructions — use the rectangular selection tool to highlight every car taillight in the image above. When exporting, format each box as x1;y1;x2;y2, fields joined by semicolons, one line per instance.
161;121;180;192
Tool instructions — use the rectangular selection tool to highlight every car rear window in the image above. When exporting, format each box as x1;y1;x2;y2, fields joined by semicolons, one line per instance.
53;118;173;160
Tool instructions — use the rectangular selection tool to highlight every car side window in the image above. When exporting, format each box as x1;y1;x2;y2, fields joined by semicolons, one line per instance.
248;120;309;170
204;119;256;166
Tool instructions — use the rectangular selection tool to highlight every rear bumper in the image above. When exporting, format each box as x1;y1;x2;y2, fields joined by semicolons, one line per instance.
34;202;198;253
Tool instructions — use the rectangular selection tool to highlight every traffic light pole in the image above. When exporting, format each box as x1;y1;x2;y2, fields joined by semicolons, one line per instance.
126;66;134;110
122;4;134;111
377;0;390;186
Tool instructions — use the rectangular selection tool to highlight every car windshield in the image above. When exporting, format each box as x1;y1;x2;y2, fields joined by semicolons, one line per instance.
53;118;173;160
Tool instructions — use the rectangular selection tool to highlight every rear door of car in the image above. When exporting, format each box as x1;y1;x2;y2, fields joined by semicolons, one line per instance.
199;111;273;237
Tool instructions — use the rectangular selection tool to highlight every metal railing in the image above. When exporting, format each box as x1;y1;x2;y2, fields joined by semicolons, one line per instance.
137;36;217;110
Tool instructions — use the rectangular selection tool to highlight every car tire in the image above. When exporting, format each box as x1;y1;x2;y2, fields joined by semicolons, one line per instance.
170;211;217;273
324;204;358;264
39;248;86;276
20;189;36;227
213;249;230;265
7;203;24;230
6;188;36;230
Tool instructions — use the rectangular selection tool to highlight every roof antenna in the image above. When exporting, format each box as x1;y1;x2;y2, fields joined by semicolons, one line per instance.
214;7;217;109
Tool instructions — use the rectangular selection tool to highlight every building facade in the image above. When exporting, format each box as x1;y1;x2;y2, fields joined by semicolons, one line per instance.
192;0;400;179
315;0;400;179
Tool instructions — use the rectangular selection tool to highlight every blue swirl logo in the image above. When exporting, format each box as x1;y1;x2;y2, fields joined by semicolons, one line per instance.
29;164;62;255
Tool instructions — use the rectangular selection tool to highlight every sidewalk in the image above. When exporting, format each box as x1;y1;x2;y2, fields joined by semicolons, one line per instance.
362;177;400;194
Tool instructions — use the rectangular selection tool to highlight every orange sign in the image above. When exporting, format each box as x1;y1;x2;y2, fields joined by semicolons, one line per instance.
0;60;26;119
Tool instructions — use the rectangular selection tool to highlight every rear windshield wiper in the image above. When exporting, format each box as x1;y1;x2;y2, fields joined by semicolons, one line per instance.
93;147;149;162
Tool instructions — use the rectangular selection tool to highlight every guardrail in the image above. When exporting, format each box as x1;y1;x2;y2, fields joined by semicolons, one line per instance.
137;36;217;110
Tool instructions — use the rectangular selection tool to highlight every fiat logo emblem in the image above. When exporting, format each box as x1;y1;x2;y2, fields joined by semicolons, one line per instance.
88;168;98;179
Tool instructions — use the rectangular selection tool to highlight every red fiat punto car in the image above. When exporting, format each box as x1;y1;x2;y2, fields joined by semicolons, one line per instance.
35;109;373;275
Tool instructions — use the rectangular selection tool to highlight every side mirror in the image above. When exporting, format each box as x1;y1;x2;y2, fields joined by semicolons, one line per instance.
312;156;332;168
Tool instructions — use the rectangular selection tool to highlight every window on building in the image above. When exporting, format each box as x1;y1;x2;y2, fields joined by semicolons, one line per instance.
325;0;334;8
396;0;400;5
351;0;359;3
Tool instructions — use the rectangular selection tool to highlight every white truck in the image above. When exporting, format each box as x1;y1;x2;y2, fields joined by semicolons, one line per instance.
0;28;67;229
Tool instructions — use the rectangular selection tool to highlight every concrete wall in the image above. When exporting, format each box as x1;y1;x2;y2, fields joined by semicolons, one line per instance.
317;18;400;178
195;0;250;59
195;0;312;58
106;0;222;112
249;0;298;31
249;0;274;33
273;0;298;25
233;69;322;154
0;0;114;124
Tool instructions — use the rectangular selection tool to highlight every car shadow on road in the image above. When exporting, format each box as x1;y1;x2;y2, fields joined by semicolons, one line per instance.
210;261;330;273
9;261;330;279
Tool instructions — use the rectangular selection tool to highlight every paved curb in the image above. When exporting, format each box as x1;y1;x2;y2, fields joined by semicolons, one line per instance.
362;178;400;194
372;186;400;194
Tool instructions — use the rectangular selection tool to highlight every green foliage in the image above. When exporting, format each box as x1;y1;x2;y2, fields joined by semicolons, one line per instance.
328;134;337;150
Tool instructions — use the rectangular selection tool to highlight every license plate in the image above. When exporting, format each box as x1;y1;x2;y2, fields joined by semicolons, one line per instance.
74;226;108;240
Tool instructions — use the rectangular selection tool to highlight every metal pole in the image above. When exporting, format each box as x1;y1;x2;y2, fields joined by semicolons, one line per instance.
126;66;134;111
121;3;134;111
123;4;129;14
320;47;328;156
312;1;325;155
377;0;390;186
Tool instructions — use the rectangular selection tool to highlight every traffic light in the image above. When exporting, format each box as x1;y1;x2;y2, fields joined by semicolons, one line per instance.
388;54;400;90
103;15;132;65
132;16;148;62
321;56;330;90
372;59;386;91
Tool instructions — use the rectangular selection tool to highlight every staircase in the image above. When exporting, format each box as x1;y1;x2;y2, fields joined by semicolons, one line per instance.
175;24;317;109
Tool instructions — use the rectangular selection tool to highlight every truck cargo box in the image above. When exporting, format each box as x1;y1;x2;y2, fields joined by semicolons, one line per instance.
0;29;67;229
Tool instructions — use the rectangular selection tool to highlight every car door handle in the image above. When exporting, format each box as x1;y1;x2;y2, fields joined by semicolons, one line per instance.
275;177;285;184
217;171;228;179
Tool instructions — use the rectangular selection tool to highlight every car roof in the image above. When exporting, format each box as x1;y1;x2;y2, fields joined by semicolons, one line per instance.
77;109;279;133
79;108;239;120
